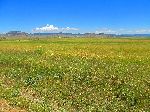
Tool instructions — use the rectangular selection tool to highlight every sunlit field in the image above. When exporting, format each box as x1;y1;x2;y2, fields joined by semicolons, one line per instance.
0;38;150;111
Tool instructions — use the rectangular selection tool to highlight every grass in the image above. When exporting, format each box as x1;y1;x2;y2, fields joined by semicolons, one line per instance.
0;37;150;111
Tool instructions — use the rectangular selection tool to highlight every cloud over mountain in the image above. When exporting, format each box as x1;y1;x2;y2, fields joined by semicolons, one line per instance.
96;28;150;34
33;24;79;32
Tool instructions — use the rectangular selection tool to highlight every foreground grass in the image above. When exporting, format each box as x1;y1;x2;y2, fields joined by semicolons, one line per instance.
0;38;150;111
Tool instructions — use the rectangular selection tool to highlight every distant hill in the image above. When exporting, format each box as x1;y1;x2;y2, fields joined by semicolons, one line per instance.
119;34;150;37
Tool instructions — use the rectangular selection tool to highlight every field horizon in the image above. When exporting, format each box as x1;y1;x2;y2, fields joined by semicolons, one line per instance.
0;37;150;111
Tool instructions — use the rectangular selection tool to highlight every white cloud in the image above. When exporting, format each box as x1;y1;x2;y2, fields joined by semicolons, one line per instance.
33;24;79;33
95;28;117;34
96;28;150;34
62;27;79;31
134;29;150;33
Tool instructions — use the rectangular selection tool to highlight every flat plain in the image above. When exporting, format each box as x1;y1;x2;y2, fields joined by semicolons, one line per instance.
0;38;150;111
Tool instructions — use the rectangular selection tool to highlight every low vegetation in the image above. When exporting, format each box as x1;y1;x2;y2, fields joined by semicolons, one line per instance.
0;38;150;111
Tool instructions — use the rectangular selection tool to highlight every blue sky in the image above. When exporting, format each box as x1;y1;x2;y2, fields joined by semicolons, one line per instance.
0;0;150;34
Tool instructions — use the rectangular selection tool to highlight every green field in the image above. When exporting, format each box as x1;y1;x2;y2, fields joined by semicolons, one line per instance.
0;38;150;112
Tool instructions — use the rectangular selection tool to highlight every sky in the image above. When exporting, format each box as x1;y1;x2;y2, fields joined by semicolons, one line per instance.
0;0;150;34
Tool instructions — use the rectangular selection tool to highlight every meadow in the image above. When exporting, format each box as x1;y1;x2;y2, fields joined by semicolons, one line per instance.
0;37;150;112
